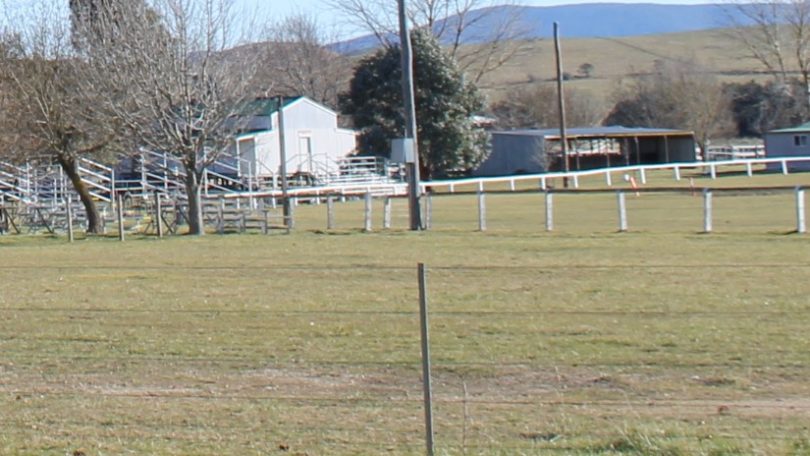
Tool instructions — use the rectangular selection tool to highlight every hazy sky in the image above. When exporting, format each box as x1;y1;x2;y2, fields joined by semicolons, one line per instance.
241;0;716;38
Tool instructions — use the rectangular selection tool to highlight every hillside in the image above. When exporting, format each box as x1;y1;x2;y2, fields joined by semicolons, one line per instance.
475;27;768;102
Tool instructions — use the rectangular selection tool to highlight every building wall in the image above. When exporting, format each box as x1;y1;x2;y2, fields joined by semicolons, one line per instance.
765;132;810;171
474;134;546;176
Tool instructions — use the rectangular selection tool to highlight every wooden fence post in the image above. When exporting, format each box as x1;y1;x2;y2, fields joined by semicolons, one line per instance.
639;168;647;185
674;166;681;181
746;161;753;177
154;191;163;238
782;159;789;175
327;195;335;230
383;197;392;230
703;189;713;233
364;192;373;232
797;187;806;234
477;189;486;232
117;194;125;242
710;163;717;179
417;263;435;456
424;192;432;230
545;191;553;232
617;191;628;232
605;171;612;186
218;197;225;234
66;195;74;243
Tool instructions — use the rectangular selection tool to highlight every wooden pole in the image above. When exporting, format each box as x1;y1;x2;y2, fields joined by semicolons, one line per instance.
278;96;291;230
399;0;423;231
554;22;569;187
417;263;435;456
218;196;225;234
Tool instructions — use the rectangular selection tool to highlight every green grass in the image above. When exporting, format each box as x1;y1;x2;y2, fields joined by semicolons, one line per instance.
1;170;810;455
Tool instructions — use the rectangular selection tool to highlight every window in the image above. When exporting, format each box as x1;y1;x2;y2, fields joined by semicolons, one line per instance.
794;135;808;146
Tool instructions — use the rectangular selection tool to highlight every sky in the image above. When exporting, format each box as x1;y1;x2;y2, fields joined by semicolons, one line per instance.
240;0;716;39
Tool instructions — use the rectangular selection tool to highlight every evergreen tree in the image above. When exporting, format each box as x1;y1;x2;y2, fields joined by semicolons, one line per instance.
341;29;485;179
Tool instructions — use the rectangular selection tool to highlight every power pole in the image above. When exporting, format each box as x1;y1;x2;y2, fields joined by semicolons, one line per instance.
398;0;423;230
278;96;291;229
554;22;570;187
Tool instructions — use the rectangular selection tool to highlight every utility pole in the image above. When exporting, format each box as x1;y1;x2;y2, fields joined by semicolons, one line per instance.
278;96;291;229
398;0;423;230
554;22;570;187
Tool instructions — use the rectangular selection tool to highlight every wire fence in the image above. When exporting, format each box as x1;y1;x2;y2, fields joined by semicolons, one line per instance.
1;257;809;454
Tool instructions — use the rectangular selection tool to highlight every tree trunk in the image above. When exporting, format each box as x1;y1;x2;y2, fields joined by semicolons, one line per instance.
57;154;104;234
184;171;205;235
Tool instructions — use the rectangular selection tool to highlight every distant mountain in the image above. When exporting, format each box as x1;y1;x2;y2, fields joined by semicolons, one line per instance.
335;3;760;54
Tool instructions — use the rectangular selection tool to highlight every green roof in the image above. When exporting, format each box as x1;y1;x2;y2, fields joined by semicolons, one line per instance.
239;96;302;117
770;121;810;133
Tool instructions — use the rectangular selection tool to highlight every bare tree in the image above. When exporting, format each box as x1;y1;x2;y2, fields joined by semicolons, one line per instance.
325;0;529;83
491;84;607;129
727;0;810;110
0;1;123;233
605;60;735;154
80;0;266;235
262;14;351;108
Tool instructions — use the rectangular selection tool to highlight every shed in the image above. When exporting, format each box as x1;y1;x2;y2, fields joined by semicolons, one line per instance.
474;127;696;176
227;96;358;181
764;122;810;171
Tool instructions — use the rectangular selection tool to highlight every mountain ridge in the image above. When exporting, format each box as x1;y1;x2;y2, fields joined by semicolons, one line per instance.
335;3;757;54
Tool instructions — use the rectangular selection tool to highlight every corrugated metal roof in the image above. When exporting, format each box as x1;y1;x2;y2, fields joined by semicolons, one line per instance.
493;126;694;139
769;121;810;133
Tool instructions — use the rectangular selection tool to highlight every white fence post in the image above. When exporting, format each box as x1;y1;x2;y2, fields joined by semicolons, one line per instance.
605;171;612;186
782;160;789;175
674;166;681;181
477;189;486;232
364;192;373;232
639;168;647;185
424;192;432;230
66;195;74;243
572;175;579;189
703;189;713;233
544;191;553;232
797;187;806;234
746;161;753;177
710;164;717;179
540;177;547;190
617;191;628;232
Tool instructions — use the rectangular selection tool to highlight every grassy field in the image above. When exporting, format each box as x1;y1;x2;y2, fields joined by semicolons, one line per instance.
1;170;810;455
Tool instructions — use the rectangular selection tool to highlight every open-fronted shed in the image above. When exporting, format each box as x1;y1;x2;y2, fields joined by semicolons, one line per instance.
475;126;696;176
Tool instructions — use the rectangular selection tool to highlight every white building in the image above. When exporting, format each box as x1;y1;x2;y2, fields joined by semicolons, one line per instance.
231;97;358;182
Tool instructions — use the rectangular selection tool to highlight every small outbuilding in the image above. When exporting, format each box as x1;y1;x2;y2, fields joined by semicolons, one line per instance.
764;122;810;171
229;96;358;182
474;126;696;176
